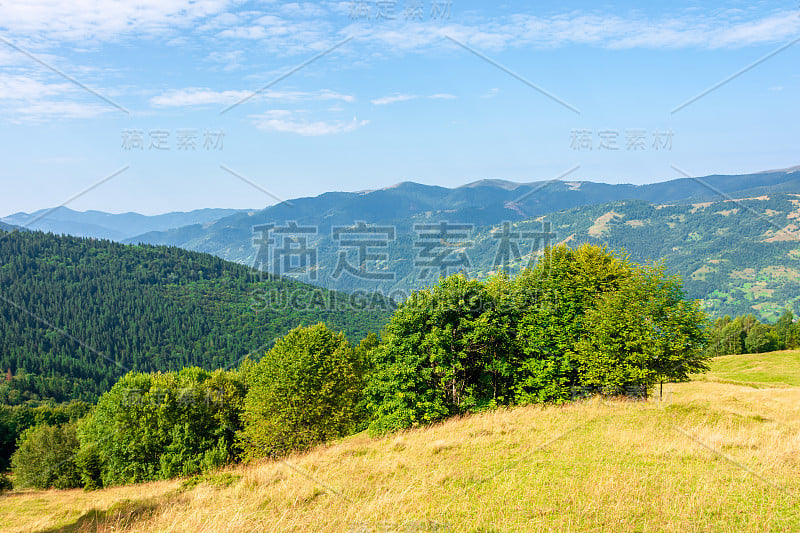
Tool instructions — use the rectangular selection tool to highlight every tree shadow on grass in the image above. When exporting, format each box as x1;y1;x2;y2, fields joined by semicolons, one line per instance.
35;495;180;533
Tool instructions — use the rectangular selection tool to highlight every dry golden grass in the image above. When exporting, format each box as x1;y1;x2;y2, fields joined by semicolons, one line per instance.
3;376;800;532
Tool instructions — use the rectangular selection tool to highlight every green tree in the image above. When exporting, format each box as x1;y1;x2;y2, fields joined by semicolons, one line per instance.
0;400;92;471
77;367;245;487
11;423;81;489
239;324;363;459
774;310;797;349
706;313;788;357
744;323;780;354
574;265;709;396
366;274;517;435
513;244;633;403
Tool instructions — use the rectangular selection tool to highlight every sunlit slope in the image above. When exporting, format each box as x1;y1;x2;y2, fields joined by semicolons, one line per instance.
3;352;800;532
697;350;800;388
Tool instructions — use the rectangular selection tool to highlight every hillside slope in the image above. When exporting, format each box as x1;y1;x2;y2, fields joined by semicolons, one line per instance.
509;194;800;319
0;221;21;232
0;230;392;404
3;351;799;531
694;350;800;388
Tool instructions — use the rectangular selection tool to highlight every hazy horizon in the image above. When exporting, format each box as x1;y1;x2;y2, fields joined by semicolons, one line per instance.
5;162;800;218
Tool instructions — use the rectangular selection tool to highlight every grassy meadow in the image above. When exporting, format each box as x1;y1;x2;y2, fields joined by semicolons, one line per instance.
2;351;799;532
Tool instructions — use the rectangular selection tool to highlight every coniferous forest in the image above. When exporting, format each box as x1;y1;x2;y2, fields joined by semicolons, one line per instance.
0;229;393;406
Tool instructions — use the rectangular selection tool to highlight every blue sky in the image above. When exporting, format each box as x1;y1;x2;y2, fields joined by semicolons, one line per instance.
0;0;798;215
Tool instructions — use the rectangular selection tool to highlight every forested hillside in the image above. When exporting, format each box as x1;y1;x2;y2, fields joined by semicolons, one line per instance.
0;222;20;232
500;194;800;319
155;193;799;321
0;230;392;405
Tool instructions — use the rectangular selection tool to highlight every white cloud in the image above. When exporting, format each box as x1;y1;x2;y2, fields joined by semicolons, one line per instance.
15;100;112;120
150;88;252;107
206;50;245;71
251;110;368;136
0;73;114;122
214;12;333;55
0;0;235;43
371;94;418;106
347;9;800;52
2;3;796;53
217;25;269;40
0;75;74;100
150;87;355;107
279;3;328;18
604;11;800;49
371;93;456;105
2;4;797;124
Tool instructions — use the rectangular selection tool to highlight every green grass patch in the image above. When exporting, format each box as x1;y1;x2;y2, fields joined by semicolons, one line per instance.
702;350;800;387
179;472;241;492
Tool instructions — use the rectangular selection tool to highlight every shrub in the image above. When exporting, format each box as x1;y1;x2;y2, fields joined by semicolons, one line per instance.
77;367;245;486
239;324;364;459
11;423;81;489
0;400;92;472
0;472;12;494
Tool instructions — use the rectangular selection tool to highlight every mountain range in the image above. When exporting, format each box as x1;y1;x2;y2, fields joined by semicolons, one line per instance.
1;207;247;241
125;192;798;321
6;166;800;320
0;221;20;232
118;166;800;318
5;167;800;249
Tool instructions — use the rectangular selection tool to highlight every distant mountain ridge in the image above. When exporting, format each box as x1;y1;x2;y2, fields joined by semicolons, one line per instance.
124;166;800;267
118;167;800;321
5;167;798;247
1;207;248;241
131;192;800;321
0;221;21;232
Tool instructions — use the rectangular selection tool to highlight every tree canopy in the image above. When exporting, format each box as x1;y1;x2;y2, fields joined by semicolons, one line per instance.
366;244;711;434
239;324;364;459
